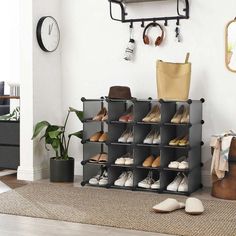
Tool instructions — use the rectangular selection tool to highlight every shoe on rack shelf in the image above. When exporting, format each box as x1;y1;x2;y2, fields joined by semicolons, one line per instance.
142;155;155;167
171;105;185;124
178;174;188;192
152;156;161;168
98;132;108;142
138;172;154;189
115;153;133;165
166;172;183;192
168;156;187;169
98;153;108;164
142;105;160;122
99;170;108;186
119;105;134;122
124;171;133;187
178;135;189;146
178;161;189;170
169;136;182;146
143;129;156;144
92;107;107;121
153;131;161;144
126;131;134;143
118;128;132;143
114;172;128;186
89;168;104;185
88;153;101;163
180;107;190;123
102;114;108;121
89;131;103;142
151;179;161;189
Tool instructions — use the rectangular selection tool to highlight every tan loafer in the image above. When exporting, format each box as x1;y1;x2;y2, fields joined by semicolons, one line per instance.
88;154;101;163
89;131;103;142
98;132;108;142
142;155;155;167
152;156;161;168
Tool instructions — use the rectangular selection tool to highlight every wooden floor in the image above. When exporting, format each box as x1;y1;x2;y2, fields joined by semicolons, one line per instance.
0;173;214;236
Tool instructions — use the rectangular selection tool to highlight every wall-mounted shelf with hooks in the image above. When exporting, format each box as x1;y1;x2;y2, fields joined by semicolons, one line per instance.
108;0;189;26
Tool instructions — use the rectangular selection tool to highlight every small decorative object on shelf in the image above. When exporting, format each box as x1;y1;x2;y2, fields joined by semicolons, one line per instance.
81;97;204;196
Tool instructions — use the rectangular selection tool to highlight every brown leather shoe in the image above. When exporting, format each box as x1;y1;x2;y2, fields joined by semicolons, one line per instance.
152;156;161;168
142;155;155;167
98;132;108;142
89;131;103;142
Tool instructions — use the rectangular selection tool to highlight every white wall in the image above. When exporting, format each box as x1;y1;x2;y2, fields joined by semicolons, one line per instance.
0;0;20;89
18;0;62;180
60;0;236;185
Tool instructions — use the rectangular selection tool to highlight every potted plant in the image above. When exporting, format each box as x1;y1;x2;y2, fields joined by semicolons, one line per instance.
32;107;83;182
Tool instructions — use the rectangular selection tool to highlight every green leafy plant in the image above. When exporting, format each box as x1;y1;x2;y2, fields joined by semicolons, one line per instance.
32;107;83;160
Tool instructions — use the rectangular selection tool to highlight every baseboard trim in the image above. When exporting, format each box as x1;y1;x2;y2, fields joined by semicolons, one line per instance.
202;170;212;187
17;166;49;181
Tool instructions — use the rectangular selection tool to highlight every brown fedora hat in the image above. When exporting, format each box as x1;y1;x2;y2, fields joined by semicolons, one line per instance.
108;86;132;100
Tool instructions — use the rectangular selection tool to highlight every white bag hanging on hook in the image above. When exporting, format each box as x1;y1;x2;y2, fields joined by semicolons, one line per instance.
124;24;136;61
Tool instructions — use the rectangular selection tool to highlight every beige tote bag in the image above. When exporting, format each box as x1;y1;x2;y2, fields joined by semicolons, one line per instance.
156;53;191;101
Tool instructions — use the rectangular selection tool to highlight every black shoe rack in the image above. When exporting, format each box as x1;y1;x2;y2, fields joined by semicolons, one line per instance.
81;97;204;196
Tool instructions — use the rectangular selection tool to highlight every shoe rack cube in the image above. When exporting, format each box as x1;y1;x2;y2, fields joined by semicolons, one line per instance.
81;97;204;196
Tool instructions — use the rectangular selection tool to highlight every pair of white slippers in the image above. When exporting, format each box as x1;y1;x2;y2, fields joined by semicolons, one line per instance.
152;197;204;215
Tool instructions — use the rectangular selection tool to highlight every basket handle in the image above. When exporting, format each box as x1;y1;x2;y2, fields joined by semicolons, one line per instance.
185;53;190;63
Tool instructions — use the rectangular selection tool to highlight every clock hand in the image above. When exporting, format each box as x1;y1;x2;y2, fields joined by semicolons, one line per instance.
49;23;54;35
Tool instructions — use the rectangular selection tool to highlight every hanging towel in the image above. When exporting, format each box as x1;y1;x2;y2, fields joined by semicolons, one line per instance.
210;131;236;179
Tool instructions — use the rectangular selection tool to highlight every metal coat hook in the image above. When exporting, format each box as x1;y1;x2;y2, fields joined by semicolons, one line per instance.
164;19;168;26
141;20;145;28
130;21;133;28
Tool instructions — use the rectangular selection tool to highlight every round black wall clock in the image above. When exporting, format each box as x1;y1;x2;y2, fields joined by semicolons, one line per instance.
36;16;60;52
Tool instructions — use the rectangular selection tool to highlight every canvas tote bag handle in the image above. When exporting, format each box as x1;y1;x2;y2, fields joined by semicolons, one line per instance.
185;53;190;63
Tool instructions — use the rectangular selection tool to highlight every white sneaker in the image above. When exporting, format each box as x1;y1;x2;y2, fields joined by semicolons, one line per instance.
178;175;188;192
89;169;102;185
114;172;128;186
124;157;134;165
138;175;154;189
178;161;189;170
115;157;125;165
124;171;133;187
89;175;100;185
167;173;183;191
99;170;108;186
153;132;161;144
151;179;160;189
143;129;155;144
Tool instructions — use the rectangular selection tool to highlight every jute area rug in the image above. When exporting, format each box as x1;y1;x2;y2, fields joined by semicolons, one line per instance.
0;183;235;236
